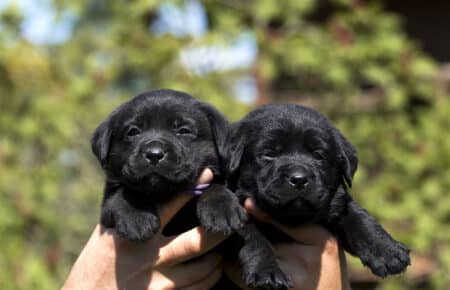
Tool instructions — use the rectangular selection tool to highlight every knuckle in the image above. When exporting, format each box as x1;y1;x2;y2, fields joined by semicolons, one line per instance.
159;245;177;265
148;277;175;290
323;237;339;256
183;239;202;255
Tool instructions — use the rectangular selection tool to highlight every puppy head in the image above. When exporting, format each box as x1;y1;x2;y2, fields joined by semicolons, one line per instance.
227;104;357;222
91;89;228;198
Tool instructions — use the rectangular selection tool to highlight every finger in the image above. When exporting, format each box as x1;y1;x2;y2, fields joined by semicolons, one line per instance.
244;198;272;222
159;194;194;229
275;243;347;290
223;260;253;290
277;258;307;290
275;224;335;246
196;168;214;185
274;242;318;266
245;198;334;246
159;168;214;228
155;227;226;267
149;253;222;289
180;265;222;290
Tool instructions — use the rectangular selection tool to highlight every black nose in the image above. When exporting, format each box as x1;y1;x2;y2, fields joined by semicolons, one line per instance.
144;142;166;165
288;172;310;189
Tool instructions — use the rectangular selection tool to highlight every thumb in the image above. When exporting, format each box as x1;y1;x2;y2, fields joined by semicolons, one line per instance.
155;227;225;267
159;168;214;228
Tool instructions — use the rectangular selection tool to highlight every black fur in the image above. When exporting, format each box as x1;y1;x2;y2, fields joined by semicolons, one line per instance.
225;104;410;289
91;89;246;242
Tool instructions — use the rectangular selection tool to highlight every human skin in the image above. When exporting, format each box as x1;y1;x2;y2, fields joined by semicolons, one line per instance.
62;168;226;290
224;198;351;290
62;168;350;290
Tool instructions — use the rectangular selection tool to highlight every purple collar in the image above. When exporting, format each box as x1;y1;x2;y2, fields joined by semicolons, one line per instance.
185;183;210;195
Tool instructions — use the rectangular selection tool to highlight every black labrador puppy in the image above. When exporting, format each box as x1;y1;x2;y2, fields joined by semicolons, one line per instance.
91;89;246;242
224;104;410;289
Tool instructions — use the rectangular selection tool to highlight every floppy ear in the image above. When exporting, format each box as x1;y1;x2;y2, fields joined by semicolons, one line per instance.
225;123;245;177
199;103;230;169
332;128;358;188
91;116;113;167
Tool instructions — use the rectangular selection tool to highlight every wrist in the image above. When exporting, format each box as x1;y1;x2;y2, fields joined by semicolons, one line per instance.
62;225;118;290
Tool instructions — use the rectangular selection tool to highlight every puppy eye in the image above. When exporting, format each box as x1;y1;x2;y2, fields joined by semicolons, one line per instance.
262;151;277;160
312;150;325;160
176;127;193;135
126;126;141;137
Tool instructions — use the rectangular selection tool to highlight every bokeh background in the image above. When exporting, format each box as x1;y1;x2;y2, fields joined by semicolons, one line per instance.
1;0;449;289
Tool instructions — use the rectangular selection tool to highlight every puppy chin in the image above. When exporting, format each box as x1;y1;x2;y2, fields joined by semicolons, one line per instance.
256;192;322;224
121;161;197;190
257;179;302;206
256;190;297;208
255;182;324;219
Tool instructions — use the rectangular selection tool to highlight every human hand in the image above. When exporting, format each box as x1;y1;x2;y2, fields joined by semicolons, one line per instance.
62;168;225;290
225;198;350;290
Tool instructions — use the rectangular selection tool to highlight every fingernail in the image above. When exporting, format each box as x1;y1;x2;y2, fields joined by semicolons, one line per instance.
195;183;210;190
244;198;257;211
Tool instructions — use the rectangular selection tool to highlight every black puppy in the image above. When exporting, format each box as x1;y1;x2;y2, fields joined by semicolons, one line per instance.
225;104;410;289
91;89;246;242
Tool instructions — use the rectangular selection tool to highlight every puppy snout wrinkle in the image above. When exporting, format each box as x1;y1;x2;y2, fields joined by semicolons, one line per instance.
143;141;166;165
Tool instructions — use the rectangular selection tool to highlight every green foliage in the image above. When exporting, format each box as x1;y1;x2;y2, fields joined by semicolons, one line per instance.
0;1;448;289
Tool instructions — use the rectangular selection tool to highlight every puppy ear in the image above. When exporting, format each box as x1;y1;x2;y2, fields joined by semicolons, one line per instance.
332;128;358;188
91;117;113;167
225;123;245;177
199;103;230;168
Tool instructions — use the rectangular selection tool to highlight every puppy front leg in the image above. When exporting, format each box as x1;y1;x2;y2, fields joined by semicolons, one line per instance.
197;184;247;234
334;198;410;277
238;223;292;290
101;188;160;242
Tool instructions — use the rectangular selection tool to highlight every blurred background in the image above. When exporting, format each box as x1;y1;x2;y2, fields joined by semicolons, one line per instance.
0;0;449;289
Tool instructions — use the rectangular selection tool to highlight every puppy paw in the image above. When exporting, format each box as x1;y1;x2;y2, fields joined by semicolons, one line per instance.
243;264;292;290
197;187;247;234
360;239;410;277
115;212;160;242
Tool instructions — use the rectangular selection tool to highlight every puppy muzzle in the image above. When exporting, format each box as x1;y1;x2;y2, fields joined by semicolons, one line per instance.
259;163;320;207
124;136;190;182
